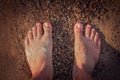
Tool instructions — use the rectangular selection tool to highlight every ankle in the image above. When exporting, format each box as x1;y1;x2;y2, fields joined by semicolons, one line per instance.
73;64;93;80
75;63;94;74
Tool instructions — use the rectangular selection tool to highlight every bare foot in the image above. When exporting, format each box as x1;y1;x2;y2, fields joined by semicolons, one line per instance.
73;22;101;79
25;22;53;80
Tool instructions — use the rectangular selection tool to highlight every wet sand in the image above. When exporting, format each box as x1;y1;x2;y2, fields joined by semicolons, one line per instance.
0;0;120;80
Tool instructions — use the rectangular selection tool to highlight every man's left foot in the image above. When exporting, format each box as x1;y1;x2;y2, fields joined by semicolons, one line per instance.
73;22;101;79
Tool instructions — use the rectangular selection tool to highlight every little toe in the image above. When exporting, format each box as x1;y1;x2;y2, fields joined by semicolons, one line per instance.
94;32;99;46
43;22;52;37
74;22;83;39
36;23;42;38
85;25;91;38
90;28;96;40
32;26;37;38
98;39;101;49
28;30;33;43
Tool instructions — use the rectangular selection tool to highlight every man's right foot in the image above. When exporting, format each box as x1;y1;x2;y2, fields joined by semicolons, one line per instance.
73;22;101;79
25;22;53;80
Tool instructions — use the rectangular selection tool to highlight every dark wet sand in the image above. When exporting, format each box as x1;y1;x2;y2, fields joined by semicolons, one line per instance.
0;0;120;80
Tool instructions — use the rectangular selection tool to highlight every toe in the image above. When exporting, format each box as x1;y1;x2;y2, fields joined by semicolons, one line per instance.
90;28;96;40
25;36;29;48
98;39;101;49
85;25;91;38
28;30;33;43
94;32;99;46
43;22;52;37
32;26;37;38
36;23;42;38
74;22;83;39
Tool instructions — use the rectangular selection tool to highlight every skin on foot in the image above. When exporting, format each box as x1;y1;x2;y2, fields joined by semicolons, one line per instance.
73;22;101;75
25;22;53;80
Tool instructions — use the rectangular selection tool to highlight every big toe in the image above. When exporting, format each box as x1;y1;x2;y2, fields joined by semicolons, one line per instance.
43;22;52;37
74;22;83;39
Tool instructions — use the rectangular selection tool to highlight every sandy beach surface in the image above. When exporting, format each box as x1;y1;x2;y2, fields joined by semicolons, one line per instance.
0;0;120;80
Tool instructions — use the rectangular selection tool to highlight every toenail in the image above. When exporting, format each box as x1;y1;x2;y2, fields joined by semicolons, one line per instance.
36;23;41;26
44;23;50;28
32;27;35;30
87;25;91;28
92;29;95;31
77;25;81;28
75;24;81;29
29;30;32;33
